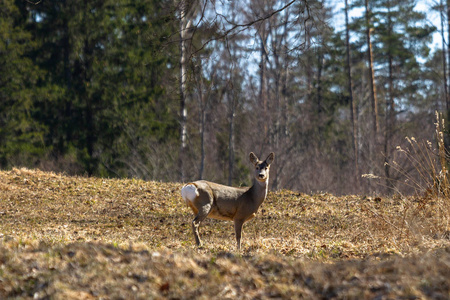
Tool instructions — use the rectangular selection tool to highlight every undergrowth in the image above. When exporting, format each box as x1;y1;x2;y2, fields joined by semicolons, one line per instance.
365;112;450;246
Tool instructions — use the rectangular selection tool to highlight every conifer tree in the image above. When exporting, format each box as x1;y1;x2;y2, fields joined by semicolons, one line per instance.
0;0;49;168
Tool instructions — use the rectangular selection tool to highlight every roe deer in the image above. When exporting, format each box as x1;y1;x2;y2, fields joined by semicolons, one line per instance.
181;152;274;250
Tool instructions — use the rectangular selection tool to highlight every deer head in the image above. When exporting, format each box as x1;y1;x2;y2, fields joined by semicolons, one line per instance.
249;152;275;182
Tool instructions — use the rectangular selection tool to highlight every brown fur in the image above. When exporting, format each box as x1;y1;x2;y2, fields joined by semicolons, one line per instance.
181;152;275;249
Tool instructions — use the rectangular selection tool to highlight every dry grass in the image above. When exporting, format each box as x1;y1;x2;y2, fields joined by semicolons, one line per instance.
383;113;450;244
0;168;449;299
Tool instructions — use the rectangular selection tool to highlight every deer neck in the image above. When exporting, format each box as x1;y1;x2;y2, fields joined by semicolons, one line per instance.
250;177;269;206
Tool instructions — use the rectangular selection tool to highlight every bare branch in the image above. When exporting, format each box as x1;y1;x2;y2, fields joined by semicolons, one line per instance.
25;0;42;5
219;0;297;28
190;0;298;57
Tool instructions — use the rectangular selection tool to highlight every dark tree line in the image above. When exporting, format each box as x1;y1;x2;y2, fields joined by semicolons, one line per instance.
0;0;447;195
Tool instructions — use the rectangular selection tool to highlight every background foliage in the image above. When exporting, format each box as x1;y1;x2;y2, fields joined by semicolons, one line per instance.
1;0;447;194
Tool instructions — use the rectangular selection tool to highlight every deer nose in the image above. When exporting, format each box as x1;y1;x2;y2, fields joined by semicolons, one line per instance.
258;174;265;179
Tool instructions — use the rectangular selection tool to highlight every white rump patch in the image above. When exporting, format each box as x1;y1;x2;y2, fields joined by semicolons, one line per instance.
181;184;199;204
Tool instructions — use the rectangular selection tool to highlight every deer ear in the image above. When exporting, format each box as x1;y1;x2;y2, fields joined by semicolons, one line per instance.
265;152;275;165
249;152;259;165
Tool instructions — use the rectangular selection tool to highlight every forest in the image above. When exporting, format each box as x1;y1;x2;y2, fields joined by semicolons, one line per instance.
0;0;446;195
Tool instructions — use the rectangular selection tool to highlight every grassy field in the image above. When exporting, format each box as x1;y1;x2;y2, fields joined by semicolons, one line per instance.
0;168;449;299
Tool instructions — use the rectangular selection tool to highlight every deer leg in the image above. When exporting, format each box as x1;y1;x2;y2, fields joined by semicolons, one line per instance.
192;204;211;247
234;219;245;250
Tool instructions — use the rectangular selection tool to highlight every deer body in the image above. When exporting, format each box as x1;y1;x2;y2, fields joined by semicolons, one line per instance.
181;152;274;249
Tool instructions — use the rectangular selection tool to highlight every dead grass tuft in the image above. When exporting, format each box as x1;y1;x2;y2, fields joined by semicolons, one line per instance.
364;112;450;251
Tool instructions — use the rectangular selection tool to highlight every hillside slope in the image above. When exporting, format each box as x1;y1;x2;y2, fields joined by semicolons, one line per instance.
0;168;449;299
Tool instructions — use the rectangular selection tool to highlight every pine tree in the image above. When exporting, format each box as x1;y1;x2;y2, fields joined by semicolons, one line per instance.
0;0;49;168
374;0;434;190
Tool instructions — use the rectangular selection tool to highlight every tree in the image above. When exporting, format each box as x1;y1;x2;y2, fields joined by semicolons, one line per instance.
0;0;441;196
437;0;450;111
372;0;434;190
432;0;450;144
345;0;359;189
365;0;379;136
26;0;179;177
179;0;196;182
0;0;50;168
348;0;434;193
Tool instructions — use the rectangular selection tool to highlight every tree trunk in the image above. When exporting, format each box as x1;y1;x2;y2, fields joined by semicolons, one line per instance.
441;0;449;111
345;0;359;190
259;34;269;140
198;86;206;180
384;1;395;192
447;0;450;110
62;10;73;152
82;3;95;176
179;2;189;182
365;0;379;135
316;46;323;115
364;0;379;193
228;94;236;186
444;0;450;149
